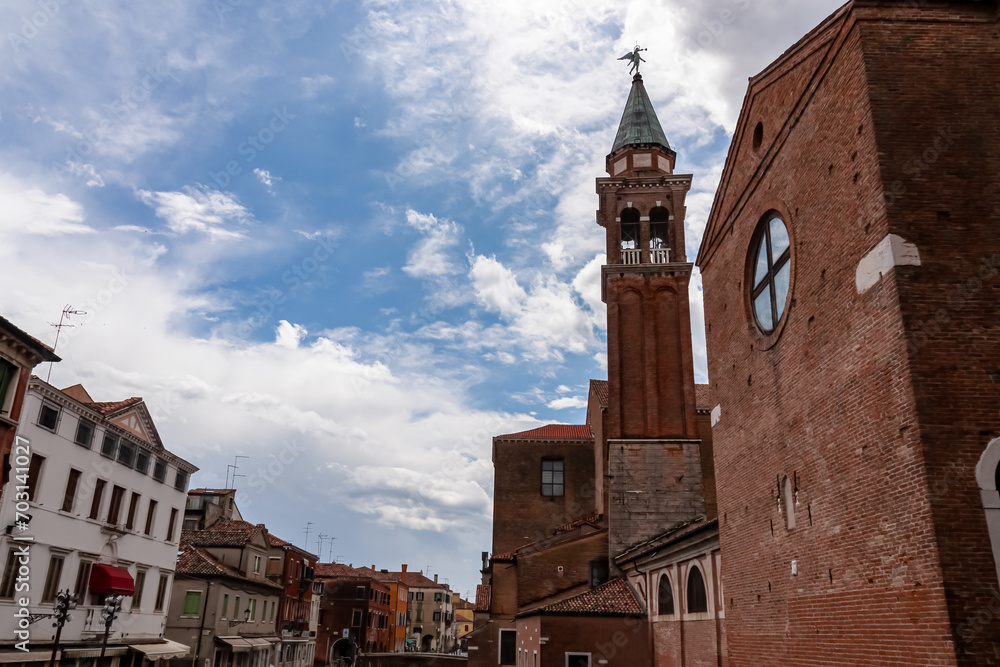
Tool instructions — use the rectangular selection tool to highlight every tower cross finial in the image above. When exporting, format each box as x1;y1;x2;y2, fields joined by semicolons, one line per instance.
618;44;647;76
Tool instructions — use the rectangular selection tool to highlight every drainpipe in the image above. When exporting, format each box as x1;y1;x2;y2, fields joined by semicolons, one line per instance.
193;581;213;667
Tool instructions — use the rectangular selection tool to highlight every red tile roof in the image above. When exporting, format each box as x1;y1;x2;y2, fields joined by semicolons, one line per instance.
176;544;282;590
181;519;265;548
590;380;609;408
84;397;143;414
531;578;645;616
314;562;371;579
555;513;604;535
475;584;491;612
381;571;445;588
189;488;237;496
496;424;592;440
267;534;292;548
491;552;515;563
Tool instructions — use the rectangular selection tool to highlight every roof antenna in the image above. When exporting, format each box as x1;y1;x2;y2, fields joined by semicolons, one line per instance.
46;305;87;382
303;522;314;548
226;455;249;489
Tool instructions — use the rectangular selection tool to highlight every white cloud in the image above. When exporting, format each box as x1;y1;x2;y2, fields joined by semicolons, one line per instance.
402;209;461;280
470;255;526;315
274;320;307;348
253;168;279;193
546;396;587;410
301;74;336;99
0;173;94;236
137;185;252;240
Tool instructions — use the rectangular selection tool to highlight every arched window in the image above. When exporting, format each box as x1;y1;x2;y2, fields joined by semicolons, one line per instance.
620;207;640;249
783;475;795;530
749;214;792;333
657;574;674;615
976;438;1000;584
649;207;670;263
686;566;708;614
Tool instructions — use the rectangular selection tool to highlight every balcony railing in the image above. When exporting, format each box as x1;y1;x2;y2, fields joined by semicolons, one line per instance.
650;247;671;263
621;249;641;265
619;248;672;265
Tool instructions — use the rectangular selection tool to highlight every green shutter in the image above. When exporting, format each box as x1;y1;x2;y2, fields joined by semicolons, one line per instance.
183;591;202;616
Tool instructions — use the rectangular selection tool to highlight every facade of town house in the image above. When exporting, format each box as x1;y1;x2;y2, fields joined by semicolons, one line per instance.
266;533;319;667
167;520;283;667
0;378;196;665
0;316;59;499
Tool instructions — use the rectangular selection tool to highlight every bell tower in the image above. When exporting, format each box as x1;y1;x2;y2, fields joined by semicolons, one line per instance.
598;72;704;556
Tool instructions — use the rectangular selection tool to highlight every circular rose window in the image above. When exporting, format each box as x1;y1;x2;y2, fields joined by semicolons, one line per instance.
750;215;791;334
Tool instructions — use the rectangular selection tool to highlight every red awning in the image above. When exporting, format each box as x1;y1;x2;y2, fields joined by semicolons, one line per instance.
89;564;135;596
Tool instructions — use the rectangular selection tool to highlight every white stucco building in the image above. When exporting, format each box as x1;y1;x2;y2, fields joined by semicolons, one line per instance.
0;378;197;666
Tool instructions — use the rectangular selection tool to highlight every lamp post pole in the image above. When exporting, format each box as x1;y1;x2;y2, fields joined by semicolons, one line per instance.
48;590;77;667
99;595;123;667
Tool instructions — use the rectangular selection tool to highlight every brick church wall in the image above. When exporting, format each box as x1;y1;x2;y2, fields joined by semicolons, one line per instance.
697;5;991;665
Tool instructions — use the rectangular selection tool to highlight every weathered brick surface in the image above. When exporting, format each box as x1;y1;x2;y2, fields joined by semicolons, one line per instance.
699;2;1000;665
609;441;705;557
491;436;597;556
516;532;608;608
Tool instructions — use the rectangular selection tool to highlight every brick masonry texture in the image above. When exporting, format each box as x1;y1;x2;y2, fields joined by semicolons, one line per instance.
698;2;1000;665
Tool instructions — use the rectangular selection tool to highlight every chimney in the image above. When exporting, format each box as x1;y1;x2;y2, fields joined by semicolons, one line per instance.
371;564;375;571
402;564;408;573
434;574;438;584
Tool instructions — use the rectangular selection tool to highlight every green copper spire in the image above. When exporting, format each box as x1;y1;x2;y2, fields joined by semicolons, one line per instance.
611;74;670;154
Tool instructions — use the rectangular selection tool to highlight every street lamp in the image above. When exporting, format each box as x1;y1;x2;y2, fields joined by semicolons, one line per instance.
99;595;124;667
228;607;251;627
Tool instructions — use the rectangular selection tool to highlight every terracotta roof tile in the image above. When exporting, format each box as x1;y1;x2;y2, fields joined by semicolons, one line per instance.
181;519;264;548
590;380;609;408
554;513;604;535
267;534;292;548
315;562;371;579
532;578;644;616
382;571;445;588
496;424;592;440
475;584;491;612
84;397;143;415
176;545;281;591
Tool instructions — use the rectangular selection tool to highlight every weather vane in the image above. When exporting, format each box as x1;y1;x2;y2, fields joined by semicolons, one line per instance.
618;44;647;76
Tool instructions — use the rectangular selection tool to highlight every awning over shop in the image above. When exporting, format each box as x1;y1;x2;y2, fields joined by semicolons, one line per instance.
63;647;129;659
243;638;272;649
125;640;190;661
260;636;282;644
89;564;135;596
216;637;252;653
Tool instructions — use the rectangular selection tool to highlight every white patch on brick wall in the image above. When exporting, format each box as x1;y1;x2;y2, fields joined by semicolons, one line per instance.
613;157;627;175
711;404;721;427
856;234;921;293
634;153;652;168
658;155;670;172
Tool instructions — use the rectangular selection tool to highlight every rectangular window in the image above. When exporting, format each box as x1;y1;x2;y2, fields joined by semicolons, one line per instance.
221;593;229;619
134;450;150;475
144;500;157;535
174;469;189;492
351;610;362;627
117;441;136;468
152;458;167;482
0;359;17;415
89;479;106;520
566;654;591;667
499;629;516;665
107;485;126;524
62;469;82;513
182;591;203;617
75;418;95;448
416;609;422;622
253;556;261;574
590;559;609;588
234;596;241;620
133;570;146;610
166;508;178;542
126;492;141;530
249;598;257;621
433;611;441;622
101;433;118;458
415;592;424;601
41;555;65;603
154;574;169;612
267;557;281;576
541;459;564;496
408;592;413;601
26;453;44;501
74;561;92;603
356;586;365;599
38;403;59;431
261;601;266;622
434;592;442;601
0;549;18;599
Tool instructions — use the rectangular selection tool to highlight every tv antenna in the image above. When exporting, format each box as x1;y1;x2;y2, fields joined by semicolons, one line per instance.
303;522;314;548
47;305;87;382
225;455;249;489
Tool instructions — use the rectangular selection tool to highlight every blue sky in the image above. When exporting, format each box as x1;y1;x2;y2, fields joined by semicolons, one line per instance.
0;0;844;598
